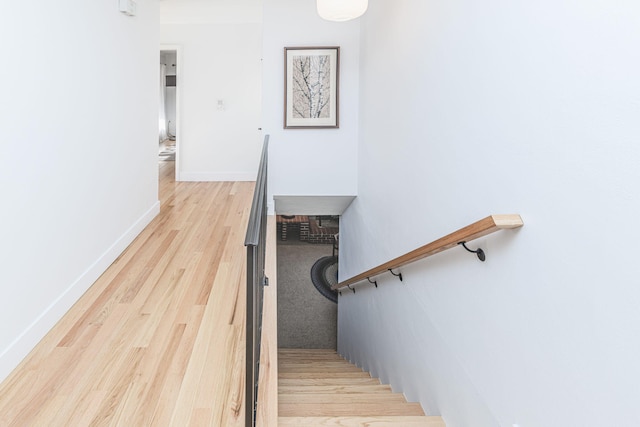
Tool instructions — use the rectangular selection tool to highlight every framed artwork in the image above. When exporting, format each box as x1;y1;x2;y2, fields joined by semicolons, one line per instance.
284;46;340;129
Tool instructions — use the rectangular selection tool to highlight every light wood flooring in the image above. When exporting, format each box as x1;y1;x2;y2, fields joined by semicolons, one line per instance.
0;161;255;426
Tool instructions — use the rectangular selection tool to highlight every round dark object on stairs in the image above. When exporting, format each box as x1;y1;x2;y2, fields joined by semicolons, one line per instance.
310;256;339;304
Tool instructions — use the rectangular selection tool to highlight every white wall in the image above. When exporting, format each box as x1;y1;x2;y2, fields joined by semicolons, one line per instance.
262;0;360;211
160;1;263;181
0;0;160;381
160;0;262;25
339;1;640;427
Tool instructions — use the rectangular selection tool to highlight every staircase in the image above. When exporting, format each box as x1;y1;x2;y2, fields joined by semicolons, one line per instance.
277;349;446;426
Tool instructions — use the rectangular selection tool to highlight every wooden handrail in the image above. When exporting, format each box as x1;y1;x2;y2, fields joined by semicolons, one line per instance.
333;214;524;290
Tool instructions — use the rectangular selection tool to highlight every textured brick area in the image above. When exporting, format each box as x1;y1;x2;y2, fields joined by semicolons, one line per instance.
300;222;310;241
276;215;338;244
277;215;310;241
308;219;339;244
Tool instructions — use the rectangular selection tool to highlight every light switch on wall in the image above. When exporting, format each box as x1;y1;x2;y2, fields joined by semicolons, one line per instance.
119;0;137;16
217;100;225;111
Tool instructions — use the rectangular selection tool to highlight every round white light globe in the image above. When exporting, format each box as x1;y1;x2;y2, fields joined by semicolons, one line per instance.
317;0;368;22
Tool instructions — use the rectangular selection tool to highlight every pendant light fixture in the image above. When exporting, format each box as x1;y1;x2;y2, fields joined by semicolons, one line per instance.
317;0;368;22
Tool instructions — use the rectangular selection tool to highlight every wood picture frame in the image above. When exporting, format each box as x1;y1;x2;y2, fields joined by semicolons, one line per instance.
284;46;340;129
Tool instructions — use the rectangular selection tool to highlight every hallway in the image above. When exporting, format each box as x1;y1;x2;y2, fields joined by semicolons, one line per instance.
0;161;254;426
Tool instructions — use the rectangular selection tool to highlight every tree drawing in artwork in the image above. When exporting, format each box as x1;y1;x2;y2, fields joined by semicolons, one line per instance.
291;54;331;119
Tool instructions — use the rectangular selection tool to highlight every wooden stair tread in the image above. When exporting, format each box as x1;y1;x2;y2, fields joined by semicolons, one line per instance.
278;416;446;426
279;361;348;367
279;384;392;394
279;351;343;356
279;402;425;417
278;393;408;404
279;372;372;379
279;378;380;386
280;357;345;360
279;366;365;373
278;356;342;360
279;350;349;360
279;358;346;364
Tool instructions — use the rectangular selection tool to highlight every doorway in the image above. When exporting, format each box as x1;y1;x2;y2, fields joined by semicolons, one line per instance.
159;46;180;181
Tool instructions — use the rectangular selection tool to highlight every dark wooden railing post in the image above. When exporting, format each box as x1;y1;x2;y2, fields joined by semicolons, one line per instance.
244;136;269;427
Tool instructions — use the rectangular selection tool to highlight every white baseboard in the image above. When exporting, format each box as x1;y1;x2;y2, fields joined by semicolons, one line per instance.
179;171;255;181
0;201;160;382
